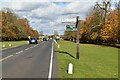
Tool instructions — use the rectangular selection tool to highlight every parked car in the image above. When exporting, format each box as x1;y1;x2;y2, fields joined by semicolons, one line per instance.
29;38;38;44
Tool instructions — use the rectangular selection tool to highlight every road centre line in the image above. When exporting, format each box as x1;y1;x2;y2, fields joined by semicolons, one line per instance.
30;46;34;48
0;55;14;61
25;44;38;50
25;48;29;50
16;45;39;54
34;45;36;47
0;43;40;62
15;50;23;54
48;41;54;80
34;45;37;47
1;42;43;62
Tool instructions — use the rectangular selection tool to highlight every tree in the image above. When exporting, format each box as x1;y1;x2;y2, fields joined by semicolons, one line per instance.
89;0;111;39
64;31;76;41
77;0;119;45
1;9;39;41
115;0;120;43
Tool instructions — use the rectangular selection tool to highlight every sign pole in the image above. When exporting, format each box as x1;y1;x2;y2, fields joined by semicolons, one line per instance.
76;16;80;59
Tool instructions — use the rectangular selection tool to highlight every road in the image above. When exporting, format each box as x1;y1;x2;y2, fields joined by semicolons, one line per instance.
1;40;56;79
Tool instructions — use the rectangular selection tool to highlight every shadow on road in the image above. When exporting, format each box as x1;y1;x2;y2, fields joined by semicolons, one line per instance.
55;51;75;59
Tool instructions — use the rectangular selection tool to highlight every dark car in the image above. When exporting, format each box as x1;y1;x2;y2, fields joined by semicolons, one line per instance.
43;38;47;41
29;38;38;44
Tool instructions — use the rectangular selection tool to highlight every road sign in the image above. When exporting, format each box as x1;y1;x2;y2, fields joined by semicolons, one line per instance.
65;25;77;31
61;18;76;23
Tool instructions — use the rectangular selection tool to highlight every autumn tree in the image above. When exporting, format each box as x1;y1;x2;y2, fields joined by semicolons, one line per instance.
78;0;119;45
88;0;111;42
116;1;120;43
1;9;39;41
100;9;119;44
64;31;76;41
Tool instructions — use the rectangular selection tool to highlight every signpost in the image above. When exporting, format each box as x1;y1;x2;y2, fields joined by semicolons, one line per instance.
61;16;80;59
76;16;80;59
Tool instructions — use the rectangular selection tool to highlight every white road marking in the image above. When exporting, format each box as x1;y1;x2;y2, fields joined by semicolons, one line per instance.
25;48;29;51
48;41;54;80
30;47;33;48
0;43;40;61
24;44;38;51
0;55;13;61
1;42;42;61
16;50;23;54
34;45;36;47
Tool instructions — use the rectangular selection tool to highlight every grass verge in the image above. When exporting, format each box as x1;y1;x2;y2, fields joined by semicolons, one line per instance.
0;41;28;49
55;40;118;78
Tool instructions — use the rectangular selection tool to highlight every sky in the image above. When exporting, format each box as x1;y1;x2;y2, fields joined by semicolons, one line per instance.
0;0;118;35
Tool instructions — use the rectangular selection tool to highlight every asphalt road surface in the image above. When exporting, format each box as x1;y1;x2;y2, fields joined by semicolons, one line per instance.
1;40;56;79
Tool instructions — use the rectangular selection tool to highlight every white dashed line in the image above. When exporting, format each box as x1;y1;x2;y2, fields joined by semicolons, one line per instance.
30;47;33;48
25;48;29;51
16;50;23;54
16;52;19;54
34;45;38;47
0;43;41;62
1;44;40;61
23;45;38;52
0;55;14;61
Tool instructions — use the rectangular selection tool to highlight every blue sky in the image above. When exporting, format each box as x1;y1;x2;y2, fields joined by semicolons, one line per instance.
53;2;70;7
0;0;118;35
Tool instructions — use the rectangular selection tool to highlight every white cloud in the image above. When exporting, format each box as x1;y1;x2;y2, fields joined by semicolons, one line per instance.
1;2;50;11
1;0;94;2
28;3;63;20
64;1;95;14
1;1;99;35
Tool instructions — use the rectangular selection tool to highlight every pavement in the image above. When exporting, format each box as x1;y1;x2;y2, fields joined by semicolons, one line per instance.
1;40;57;79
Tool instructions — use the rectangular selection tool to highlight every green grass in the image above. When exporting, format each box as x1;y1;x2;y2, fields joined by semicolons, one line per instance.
55;40;118;78
0;41;29;49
